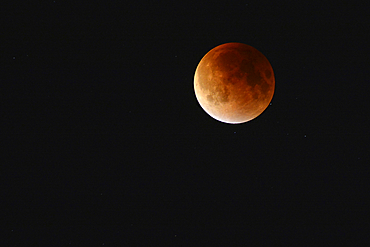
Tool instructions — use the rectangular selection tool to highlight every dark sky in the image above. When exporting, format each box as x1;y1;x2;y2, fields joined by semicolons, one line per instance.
3;1;370;245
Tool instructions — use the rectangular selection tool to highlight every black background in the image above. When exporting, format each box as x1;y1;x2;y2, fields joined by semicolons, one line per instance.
2;0;370;245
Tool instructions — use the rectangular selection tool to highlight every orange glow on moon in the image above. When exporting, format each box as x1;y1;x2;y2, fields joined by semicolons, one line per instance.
194;42;275;124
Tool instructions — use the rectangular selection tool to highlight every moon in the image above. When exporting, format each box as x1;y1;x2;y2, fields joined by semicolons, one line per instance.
194;42;275;124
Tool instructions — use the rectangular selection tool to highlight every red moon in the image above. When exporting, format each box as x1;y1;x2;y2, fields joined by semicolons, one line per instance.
194;42;275;124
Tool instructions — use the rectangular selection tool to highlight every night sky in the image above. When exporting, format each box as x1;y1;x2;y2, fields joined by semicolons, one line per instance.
3;1;370;245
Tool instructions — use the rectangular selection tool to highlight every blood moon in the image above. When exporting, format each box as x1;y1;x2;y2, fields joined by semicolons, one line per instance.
194;42;275;124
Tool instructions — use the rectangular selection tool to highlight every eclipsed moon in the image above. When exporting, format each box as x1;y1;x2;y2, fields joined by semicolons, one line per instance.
194;42;275;124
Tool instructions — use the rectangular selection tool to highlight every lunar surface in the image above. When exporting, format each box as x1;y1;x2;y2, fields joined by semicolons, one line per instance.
194;42;275;124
